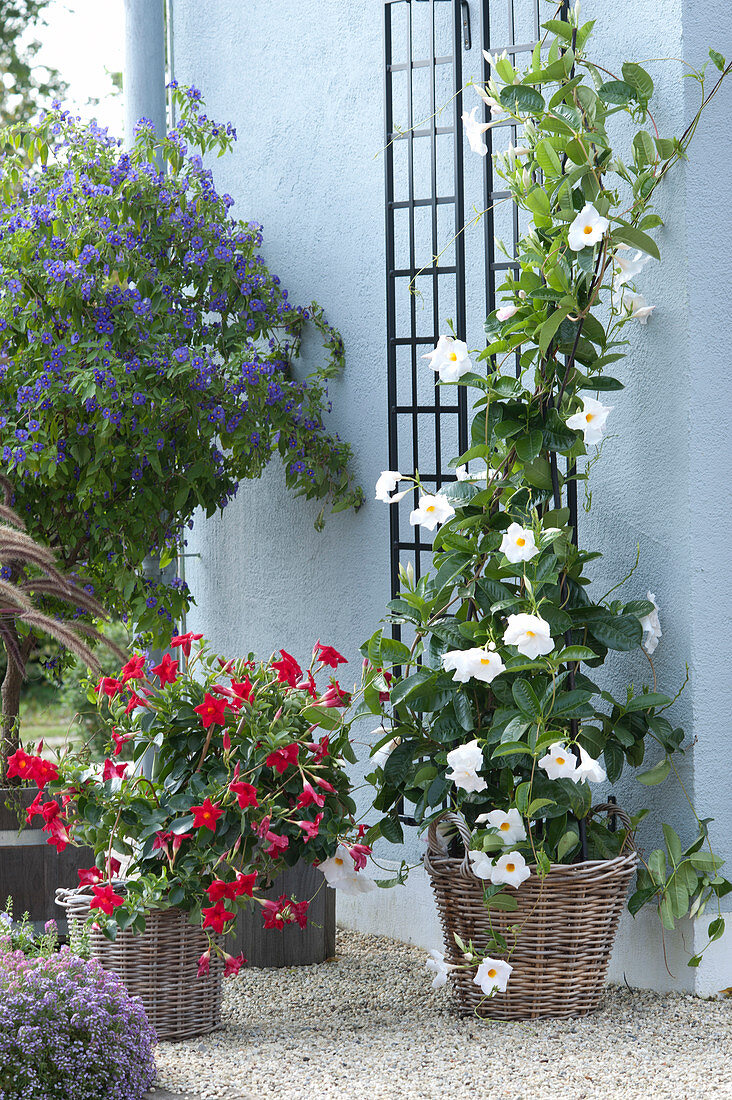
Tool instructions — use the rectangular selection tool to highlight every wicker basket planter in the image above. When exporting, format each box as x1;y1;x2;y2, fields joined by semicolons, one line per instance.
56;888;223;1040
424;806;637;1020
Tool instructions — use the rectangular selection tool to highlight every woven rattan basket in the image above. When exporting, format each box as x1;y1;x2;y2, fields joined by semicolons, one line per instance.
424;805;637;1020
56;887;223;1040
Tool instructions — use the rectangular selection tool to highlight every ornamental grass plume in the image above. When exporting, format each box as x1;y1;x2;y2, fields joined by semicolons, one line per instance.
0;947;156;1100
0;476;124;779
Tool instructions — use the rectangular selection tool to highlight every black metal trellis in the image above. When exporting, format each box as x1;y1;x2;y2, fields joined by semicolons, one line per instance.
384;0;470;608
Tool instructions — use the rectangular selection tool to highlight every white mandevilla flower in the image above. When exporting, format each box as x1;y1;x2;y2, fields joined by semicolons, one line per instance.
490;851;531;889
445;739;487;794
474;85;504;115
468;849;495;880
370;728;400;770
474;956;513;995
566;395;612;446
496;303;519;321
503;613;554;659
576;744;607;784
442;647;505;685
613;246;651;287
318;845;377;895
425;950;455;990
627;293;656;325
640;590;662;655
474;808;527;845
374;470;410;504
482;48;508;67
568;202;610;251
538;741;579;781
499;522;539;564
461;106;491;157
422;334;473;383
409;493;455;531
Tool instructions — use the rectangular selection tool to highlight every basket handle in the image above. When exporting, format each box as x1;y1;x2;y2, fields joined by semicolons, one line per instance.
425;810;475;876
588;801;636;853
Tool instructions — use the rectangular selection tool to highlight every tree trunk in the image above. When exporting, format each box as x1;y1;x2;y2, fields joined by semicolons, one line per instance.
1;655;24;784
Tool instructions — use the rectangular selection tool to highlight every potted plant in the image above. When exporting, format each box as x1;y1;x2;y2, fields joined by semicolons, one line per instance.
0;923;156;1100
359;16;730;1018
45;636;372;1039
0;488;121;932
0;81;362;782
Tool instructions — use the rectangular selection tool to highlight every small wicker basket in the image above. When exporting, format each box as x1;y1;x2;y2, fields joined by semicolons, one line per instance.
424;805;637;1020
56;887;223;1041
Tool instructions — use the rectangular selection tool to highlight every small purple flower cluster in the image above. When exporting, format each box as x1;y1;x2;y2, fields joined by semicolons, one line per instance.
0;947;156;1099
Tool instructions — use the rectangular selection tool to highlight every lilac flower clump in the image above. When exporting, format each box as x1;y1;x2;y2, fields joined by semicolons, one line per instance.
0;947;156;1100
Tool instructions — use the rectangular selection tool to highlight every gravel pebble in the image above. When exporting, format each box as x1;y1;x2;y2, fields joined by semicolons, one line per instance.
154;929;732;1100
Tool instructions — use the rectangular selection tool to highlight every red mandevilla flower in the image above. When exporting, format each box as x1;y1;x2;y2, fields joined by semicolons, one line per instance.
90;884;125;915
190;799;224;831
223;952;246;977
102;759;128;782
193;692;229;728
296;780;325;809
120;654;146;683
231;677;253;702
314;641;348;668
229;780;259;809
97;676;124;698
264;832;289;857
197;949;211;977
319;681;350;708
150;653;179;687
78;866;103;887
265;743;299;774
297;670;318;699
124;691;147;715
112;730;133;756
170;631;203;657
271;649;302;688
296;813;323;842
202;900;236;934
7;749;58;789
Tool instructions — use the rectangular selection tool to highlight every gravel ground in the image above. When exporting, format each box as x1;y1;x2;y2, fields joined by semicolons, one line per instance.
153;929;731;1100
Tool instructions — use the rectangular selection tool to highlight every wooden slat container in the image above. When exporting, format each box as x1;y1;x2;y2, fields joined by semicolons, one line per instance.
227;860;335;967
0;787;93;935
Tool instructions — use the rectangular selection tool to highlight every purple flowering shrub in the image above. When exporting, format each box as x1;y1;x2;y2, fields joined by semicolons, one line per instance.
0;83;362;663
0;947;156;1099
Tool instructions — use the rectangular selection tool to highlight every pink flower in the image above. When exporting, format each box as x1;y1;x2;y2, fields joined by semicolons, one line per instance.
318;681;350;708
348;843;372;871
197;949;211;977
296;813;323;842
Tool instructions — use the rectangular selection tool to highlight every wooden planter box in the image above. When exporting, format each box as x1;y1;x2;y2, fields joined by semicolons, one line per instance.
227;860;335;967
0;787;93;935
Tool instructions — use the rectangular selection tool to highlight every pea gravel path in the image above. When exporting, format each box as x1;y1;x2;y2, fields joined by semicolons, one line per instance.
153;929;731;1100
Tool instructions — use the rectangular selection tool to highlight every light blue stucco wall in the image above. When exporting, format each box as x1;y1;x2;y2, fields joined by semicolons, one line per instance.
159;0;732;989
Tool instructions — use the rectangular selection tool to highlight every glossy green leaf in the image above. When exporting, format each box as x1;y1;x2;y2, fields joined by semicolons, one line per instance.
637;758;671;786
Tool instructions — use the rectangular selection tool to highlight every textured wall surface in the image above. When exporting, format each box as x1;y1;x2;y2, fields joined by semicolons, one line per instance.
162;0;731;990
